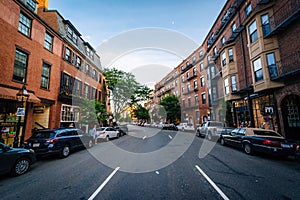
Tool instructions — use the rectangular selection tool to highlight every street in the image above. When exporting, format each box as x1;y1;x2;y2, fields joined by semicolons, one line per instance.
1;125;299;200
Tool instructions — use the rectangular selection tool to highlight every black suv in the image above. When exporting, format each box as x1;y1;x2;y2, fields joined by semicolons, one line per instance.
25;128;94;158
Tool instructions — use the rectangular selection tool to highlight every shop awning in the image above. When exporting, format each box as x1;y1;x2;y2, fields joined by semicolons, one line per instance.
0;86;41;103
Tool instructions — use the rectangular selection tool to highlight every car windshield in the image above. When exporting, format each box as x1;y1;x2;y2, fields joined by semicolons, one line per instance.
31;131;56;139
97;128;106;131
253;130;282;137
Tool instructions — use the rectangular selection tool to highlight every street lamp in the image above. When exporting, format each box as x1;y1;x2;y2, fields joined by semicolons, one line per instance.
13;84;29;148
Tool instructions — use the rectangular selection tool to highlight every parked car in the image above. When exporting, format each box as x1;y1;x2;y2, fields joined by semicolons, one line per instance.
0;142;36;176
295;144;300;162
115;125;128;136
96;127;119;141
196;121;224;140
176;123;195;131
25;127;94;158
162;124;178;131
219;128;297;156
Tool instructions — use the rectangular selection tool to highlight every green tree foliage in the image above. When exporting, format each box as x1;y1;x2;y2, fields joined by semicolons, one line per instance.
132;104;150;121
104;68;153;121
78;99;107;126
159;95;181;124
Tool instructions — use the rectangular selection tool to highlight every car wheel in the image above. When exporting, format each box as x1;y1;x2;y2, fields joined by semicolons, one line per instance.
220;138;226;146
244;143;253;155
182;128;184;132
106;136;110;142
117;133;120;138
61;146;70;158
12;157;30;176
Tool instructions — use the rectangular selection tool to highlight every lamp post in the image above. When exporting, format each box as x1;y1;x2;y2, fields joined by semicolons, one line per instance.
13;84;29;148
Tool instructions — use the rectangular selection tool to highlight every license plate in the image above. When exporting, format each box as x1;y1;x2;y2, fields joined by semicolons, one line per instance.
33;143;40;147
281;144;293;148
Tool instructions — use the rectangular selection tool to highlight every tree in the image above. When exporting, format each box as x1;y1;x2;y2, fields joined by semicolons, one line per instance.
78;99;107;126
104;68;153;121
132;104;150;121
159;95;181;124
104;68;140;120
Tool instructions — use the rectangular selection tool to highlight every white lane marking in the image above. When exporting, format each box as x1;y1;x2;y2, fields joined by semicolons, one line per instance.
143;136;147;140
88;167;120;200
168;135;173;139
195;165;230;200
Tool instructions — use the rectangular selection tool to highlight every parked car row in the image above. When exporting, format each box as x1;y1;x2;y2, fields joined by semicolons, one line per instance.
196;124;299;158
0;126;128;177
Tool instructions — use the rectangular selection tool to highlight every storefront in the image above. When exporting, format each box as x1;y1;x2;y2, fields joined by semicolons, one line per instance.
0;86;40;147
252;94;278;132
233;99;251;127
0;100;23;146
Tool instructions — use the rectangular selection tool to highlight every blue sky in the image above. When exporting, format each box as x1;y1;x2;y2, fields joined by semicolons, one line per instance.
48;0;227;86
48;0;226;47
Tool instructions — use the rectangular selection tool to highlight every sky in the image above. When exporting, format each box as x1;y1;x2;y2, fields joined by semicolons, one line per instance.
48;0;227;87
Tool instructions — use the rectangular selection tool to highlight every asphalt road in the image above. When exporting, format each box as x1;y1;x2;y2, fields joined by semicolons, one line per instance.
1;125;299;200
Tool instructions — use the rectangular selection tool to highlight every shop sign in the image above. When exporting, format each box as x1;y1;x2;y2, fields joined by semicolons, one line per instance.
264;106;274;115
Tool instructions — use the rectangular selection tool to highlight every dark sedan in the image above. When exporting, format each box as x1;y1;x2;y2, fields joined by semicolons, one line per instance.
219;128;296;156
25;127;94;158
0;142;36;176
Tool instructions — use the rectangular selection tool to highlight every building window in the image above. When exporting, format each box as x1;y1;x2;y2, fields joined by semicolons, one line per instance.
181;76;185;83
221;37;226;45
187;84;191;92
245;3;252;17
67;26;78;44
266;53;278;79
201;93;206;104
186;61;190;67
192;56;196;64
213;47;218;56
26;0;37;11
18;13;31;37
44;32;53;51
200;77;205;87
193;68;197;76
13;49;28;83
74;79;82;96
199;50;203;57
75;56;82;69
253;58;263;82
222;52;226;66
231;22;236;32
182;87;185;93
212;87;217;100
61;104;80;122
231;75;237;92
86;48;91;57
195;96;199;105
65;47;71;62
200;63;204;72
228;48;234;62
188;98;191;107
186;72;190;79
261;14;270;36
84;84;90;99
41;63;51;90
224;77;229;95
249;20;258;43
60;72;73;95
196;111;200;121
194;80;198;89
211;66;215;77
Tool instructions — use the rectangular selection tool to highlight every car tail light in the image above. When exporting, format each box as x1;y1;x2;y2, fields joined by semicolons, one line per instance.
46;138;59;144
263;139;280;147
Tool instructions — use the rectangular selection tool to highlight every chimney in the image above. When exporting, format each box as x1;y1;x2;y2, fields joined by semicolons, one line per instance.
36;0;49;10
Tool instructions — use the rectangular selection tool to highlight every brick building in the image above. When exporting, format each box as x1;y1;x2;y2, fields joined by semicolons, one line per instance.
154;0;300;139
0;0;107;147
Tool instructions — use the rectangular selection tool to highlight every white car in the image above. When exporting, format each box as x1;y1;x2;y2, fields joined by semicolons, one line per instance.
176;123;195;131
96;127;120;141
